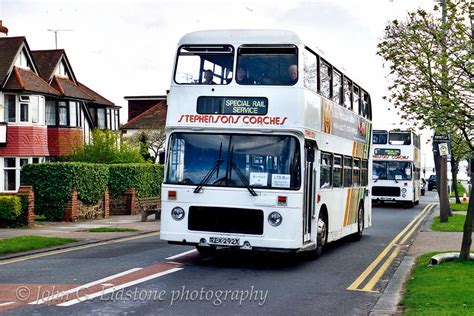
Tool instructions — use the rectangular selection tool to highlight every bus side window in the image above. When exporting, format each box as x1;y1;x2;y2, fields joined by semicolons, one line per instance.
343;77;353;110
343;156;352;187
303;48;317;92
353;84;361;116
320;152;332;189
361;90;369;118
320;60;332;99
333;155;343;187
333;71;343;105
362;160;369;186
353;158;361;187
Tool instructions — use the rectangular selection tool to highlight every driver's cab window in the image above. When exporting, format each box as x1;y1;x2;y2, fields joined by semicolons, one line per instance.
236;45;298;86
175;45;234;85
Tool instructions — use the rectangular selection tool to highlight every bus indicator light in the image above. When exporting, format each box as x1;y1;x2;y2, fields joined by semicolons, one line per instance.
278;196;287;206
317;194;321;203
168;191;177;200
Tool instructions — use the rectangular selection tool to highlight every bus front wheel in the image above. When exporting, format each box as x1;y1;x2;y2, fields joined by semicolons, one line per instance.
305;213;327;260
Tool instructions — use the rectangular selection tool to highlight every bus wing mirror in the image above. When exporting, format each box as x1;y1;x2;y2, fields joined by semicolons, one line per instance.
307;149;315;162
159;151;166;164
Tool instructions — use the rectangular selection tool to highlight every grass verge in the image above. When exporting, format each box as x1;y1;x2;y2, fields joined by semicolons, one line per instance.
450;202;468;212
401;252;474;315
85;227;139;233
431;214;466;232
0;236;79;256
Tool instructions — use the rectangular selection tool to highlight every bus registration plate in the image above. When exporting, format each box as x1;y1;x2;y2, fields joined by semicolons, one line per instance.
209;237;240;246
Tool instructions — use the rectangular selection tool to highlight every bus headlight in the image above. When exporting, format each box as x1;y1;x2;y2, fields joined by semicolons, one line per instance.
402;193;407;198
171;207;185;221
268;212;282;227
401;188;407;193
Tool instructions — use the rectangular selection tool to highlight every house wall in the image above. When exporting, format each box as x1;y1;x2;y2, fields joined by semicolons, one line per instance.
47;127;83;156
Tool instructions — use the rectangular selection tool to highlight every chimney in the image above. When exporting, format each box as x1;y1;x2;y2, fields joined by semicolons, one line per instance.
0;21;8;37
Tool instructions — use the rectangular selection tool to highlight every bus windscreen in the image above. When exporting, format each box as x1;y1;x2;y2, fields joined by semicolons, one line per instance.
166;133;301;190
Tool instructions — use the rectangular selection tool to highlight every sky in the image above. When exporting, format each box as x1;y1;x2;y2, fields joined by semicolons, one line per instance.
1;0;447;173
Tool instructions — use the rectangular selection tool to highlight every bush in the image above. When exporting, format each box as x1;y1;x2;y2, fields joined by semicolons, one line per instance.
22;163;109;220
65;129;145;164
108;164;164;197
0;196;22;222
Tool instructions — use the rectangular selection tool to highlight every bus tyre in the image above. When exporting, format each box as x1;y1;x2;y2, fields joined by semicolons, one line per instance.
352;206;364;242
195;245;216;256
305;214;327;260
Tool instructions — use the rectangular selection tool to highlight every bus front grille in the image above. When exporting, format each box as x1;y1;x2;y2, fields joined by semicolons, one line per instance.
188;206;264;235
372;186;401;197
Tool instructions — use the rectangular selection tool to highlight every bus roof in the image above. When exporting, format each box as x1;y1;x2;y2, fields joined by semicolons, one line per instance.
178;29;303;45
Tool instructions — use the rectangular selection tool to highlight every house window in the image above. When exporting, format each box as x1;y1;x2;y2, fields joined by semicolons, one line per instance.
58;101;68;126
97;108;106;129
4;158;16;191
46;100;56;125
114;110;120;130
107;108;111;129
20;103;29;122
69;101;77;127
2;157;45;192
31;96;39;123
4;95;16;123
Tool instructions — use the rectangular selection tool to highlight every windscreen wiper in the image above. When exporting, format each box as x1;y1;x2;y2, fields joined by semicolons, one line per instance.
194;143;223;193
231;162;258;196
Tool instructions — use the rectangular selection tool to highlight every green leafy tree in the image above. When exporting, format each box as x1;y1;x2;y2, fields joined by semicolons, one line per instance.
377;0;473;260
125;127;166;163
65;129;145;164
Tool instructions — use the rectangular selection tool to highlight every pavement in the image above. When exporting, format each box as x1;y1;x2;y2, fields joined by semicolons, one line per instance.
371;202;473;316
0;215;160;260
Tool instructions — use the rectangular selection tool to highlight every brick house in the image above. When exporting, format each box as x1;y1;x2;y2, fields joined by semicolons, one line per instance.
122;96;167;163
0;21;120;192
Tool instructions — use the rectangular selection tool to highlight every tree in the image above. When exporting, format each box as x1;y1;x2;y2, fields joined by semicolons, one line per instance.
377;0;473;260
449;132;470;203
64;129;145;164
126;127;166;163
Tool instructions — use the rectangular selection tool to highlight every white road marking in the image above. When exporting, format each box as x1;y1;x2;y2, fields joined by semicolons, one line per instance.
165;249;197;260
57;267;183;306
0;302;15;307
29;268;142;305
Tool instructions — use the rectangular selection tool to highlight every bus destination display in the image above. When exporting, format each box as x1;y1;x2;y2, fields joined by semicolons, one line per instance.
197;96;268;115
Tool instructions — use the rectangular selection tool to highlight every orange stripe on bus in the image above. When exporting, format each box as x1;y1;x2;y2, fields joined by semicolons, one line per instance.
344;188;352;226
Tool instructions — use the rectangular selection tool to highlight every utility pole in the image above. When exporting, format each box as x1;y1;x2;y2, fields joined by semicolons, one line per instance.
439;0;450;222
47;29;73;49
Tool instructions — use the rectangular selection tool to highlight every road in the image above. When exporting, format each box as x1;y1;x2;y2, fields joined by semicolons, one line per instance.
0;193;437;315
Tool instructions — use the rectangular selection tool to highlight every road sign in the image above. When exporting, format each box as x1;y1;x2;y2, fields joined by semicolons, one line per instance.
433;134;450;143
438;142;450;157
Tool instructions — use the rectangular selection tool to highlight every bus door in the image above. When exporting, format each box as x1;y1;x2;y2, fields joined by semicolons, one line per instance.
303;142;316;243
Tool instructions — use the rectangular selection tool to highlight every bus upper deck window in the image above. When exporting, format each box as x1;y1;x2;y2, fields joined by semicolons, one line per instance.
237;45;298;86
333;71;343;105
343;77;353;110
373;131;388;144
389;132;411;145
174;45;234;85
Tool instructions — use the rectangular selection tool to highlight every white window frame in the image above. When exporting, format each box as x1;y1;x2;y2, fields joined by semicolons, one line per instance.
1;157;45;192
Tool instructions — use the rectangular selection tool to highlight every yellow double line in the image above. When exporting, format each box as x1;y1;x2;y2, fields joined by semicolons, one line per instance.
347;203;436;292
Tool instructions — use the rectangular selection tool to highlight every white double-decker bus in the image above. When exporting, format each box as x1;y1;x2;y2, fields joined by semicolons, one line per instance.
161;30;373;258
371;130;421;207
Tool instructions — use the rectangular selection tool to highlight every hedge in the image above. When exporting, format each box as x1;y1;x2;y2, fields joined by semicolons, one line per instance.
0;196;22;223
108;164;164;197
22;163;108;220
21;162;164;220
